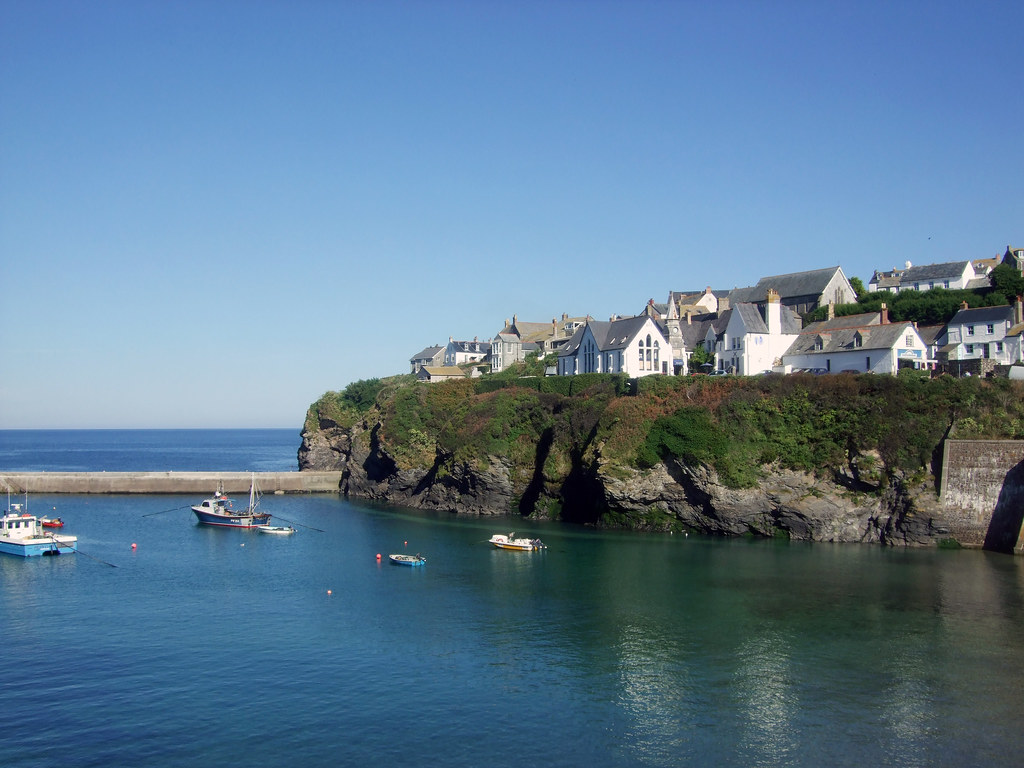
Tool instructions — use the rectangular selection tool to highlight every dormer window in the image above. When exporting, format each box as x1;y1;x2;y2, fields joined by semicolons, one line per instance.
854;332;864;348
814;336;824;351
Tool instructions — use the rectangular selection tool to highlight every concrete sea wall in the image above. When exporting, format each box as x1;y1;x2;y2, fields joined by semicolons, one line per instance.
0;471;344;495
940;439;1024;552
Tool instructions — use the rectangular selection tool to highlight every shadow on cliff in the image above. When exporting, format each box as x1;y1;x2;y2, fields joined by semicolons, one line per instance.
518;427;554;518
983;458;1024;554
557;423;607;526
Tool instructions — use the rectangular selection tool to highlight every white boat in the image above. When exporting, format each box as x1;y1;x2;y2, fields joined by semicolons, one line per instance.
257;525;295;535
192;475;271;528
488;532;545;551
1;502;78;557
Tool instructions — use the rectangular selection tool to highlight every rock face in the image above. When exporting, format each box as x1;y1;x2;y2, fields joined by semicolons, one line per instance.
299;420;958;546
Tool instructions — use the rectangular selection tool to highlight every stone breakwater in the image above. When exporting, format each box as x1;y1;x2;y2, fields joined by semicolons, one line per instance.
1;472;343;494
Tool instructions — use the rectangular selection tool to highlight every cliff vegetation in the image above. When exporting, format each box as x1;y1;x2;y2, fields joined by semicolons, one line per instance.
299;369;1024;545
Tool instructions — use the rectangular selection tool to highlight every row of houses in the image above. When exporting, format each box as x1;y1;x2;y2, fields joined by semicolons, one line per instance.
411;246;1024;382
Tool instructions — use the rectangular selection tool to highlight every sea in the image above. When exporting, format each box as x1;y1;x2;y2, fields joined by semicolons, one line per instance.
3;430;1024;767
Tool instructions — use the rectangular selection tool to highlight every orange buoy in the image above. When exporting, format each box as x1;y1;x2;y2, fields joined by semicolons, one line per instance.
131;543;137;550
327;589;332;595
376;553;382;561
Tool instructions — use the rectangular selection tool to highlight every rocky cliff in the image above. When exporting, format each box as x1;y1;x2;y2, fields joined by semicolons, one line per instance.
298;412;952;547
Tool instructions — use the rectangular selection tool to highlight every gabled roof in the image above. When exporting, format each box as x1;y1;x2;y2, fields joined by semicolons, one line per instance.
948;304;1015;326
731;303;802;335
448;339;492;353
729;266;846;304
411;345;444;360
558;315;659;356
418;366;466;378
786;320;917;355
899;261;971;283
915;324;945;346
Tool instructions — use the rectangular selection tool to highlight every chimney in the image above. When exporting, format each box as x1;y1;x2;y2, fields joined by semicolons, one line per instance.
827;301;835;320
766;288;781;334
705;286;713;295
880;303;889;324
961;301;969;310
1016;295;1023;325
686;310;693;325
562;313;568;321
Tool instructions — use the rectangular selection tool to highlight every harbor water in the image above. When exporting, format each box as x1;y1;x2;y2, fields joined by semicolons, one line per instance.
3;432;1024;766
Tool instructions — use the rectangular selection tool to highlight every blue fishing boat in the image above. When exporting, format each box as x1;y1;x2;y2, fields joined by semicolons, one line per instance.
1;502;78;557
192;474;271;528
389;554;426;566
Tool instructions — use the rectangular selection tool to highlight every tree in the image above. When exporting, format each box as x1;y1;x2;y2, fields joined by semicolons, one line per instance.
989;264;1024;300
850;276;867;300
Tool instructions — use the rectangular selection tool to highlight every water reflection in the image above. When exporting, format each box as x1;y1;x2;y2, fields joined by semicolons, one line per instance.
733;630;797;767
615;621;692;765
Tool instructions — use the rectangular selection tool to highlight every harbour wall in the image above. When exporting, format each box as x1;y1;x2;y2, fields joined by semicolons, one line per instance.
940;439;1024;553
0;472;344;495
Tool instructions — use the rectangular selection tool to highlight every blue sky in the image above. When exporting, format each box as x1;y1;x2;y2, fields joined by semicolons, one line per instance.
1;1;1021;429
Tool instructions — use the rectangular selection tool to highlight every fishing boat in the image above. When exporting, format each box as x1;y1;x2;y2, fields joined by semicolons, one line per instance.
191;475;271;528
40;516;65;528
488;532;545;551
257;525;295;535
389;553;427;566
1;504;78;557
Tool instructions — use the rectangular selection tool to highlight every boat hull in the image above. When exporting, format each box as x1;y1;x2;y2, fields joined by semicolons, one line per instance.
389;554;426;566
192;508;271;528
0;536;78;557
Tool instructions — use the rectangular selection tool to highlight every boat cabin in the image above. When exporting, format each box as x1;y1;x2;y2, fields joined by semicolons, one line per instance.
1;505;42;540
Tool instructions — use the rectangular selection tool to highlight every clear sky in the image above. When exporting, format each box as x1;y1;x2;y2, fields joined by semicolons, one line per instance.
1;1;1021;429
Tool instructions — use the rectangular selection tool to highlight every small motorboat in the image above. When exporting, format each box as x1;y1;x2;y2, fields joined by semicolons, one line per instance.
389;554;426;566
40;517;65;529
488;532;545;551
257;525;295;535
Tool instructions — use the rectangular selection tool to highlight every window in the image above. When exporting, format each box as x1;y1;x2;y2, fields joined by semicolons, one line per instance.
965;344;974;355
987;324;994;334
943;280;950;289
866;356;871;370
967;326;975;336
996;342;1004;353
905;334;914;347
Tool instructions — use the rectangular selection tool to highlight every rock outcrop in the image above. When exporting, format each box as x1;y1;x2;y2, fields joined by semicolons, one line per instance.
299;418;957;546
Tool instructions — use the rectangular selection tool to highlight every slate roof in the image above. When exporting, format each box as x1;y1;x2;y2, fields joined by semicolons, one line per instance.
899;261;970;283
786;319;917;356
449;340;492;353
411;345;444;361
558;315;655;355
728;266;844;304
947;305;1015;326
915;324;945;346
733;303;802;334
418;366;466;379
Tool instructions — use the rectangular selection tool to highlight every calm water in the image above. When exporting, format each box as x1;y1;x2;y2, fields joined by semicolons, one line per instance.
0;429;301;472
3;435;1024;767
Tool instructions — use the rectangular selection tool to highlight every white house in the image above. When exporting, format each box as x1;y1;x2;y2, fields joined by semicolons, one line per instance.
940;302;1017;364
1004;298;1024;364
783;307;927;374
557;315;672;377
713;290;802;374
444;337;491;367
867;260;983;293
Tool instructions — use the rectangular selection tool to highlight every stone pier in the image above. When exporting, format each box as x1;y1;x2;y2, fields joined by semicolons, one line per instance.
0;471;343;495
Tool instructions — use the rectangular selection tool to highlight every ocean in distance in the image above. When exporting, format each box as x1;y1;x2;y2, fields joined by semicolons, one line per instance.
0;428;301;472
4;432;1024;767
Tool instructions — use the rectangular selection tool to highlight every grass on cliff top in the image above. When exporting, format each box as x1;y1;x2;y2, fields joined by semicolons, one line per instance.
310;372;1024;488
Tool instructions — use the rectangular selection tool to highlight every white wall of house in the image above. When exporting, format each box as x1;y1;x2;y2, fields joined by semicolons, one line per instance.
944;316;1014;363
557;317;670;377
784;324;926;374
